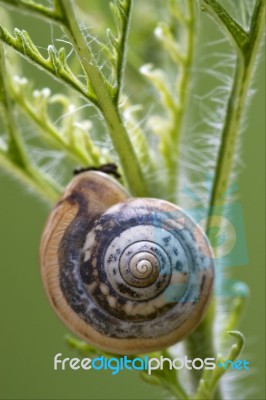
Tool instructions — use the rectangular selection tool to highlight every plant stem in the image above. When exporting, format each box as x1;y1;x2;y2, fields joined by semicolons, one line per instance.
185;300;219;391
0;0;62;23
0;152;60;202
201;0;249;49
0;44;61;201
0;25;94;104
186;1;265;398
11;87;90;166
57;0;149;197
204;0;265;216
167;0;196;201
114;0;132;103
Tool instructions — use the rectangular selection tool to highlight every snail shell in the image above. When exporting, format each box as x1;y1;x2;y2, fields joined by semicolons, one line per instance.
40;171;214;354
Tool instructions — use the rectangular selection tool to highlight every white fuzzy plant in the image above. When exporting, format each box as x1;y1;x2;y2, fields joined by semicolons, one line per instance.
0;1;264;399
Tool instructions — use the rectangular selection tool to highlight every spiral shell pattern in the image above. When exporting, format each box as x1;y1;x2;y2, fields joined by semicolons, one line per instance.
40;171;214;354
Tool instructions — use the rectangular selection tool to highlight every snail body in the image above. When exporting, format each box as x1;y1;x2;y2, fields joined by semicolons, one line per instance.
40;171;214;354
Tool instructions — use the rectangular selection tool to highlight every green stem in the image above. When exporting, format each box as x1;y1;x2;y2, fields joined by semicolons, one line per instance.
0;0;149;196
11;87;90;166
206;0;265;218
201;0;249;49
195;331;245;399
185;300;217;388
0;44;60;202
0;25;94;104
57;0;149;196
0;152;60;202
161;350;189;400
187;1;265;398
0;0;62;22
0;46;28;170
166;0;196;201
114;0;132;103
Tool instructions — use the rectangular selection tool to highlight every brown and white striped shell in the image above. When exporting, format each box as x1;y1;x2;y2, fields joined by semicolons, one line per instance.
40;171;214;354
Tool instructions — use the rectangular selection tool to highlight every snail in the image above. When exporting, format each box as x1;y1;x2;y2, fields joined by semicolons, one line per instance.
40;170;214;354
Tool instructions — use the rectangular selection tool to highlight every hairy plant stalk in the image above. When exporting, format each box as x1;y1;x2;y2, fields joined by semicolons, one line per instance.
57;0;149;197
0;0;61;22
0;0;151;196
168;0;195;199
0;44;60;201
207;0;265;214
0;1;264;399
0;152;60;201
185;1;265;399
10;87;90;166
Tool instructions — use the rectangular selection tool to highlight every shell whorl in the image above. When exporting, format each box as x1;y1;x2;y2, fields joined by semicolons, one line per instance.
40;171;214;354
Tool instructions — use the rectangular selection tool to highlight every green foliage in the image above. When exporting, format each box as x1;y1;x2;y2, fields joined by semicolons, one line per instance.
0;0;264;399
194;331;245;400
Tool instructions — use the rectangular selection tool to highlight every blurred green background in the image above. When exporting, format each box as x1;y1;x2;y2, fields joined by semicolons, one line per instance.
0;1;265;399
